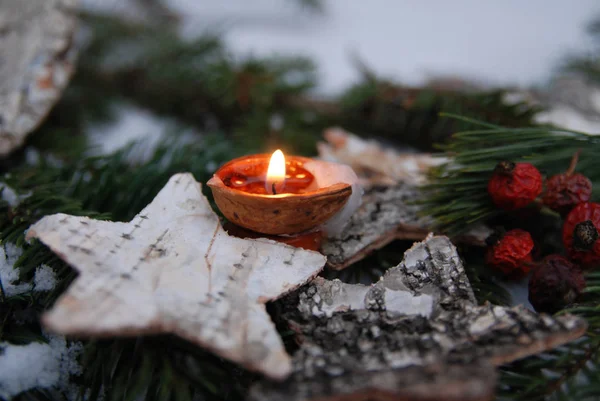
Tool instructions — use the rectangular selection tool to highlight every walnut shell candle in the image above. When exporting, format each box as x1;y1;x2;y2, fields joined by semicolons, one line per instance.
207;152;361;235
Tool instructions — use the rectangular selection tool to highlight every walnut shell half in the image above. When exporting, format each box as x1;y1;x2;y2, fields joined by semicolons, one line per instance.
207;155;355;235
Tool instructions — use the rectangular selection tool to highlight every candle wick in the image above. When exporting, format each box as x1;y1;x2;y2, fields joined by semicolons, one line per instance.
272;182;277;195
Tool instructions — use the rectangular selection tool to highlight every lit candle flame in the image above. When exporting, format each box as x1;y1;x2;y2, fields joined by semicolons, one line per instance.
266;149;286;194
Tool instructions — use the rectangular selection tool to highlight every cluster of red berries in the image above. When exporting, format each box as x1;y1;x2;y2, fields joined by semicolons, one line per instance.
485;153;597;314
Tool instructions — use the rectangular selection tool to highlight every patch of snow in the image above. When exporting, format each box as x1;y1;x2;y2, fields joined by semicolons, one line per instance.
0;183;19;207
535;106;600;135
503;277;534;310
0;334;83;400
87;104;170;157
269;114;285;131
34;265;57;292
86;103;199;159
25;148;41;165
591;89;600;113
0;244;30;297
205;160;217;173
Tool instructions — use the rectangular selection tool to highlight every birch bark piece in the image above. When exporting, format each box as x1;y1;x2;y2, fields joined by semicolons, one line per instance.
26;173;327;380
318;127;447;188
317;128;491;270
308;235;476;319
251;235;587;401
321;184;431;270
321;185;492;270
0;0;79;156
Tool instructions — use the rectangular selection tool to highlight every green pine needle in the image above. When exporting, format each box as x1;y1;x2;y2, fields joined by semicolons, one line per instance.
421;113;600;236
497;271;600;400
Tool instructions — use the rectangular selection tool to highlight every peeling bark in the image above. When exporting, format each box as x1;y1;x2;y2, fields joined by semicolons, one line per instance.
305;235;475;320
26;173;326;380
252;236;587;401
317;127;447;188
252;361;497;401
0;0;79;155
321;185;430;270
322;186;491;270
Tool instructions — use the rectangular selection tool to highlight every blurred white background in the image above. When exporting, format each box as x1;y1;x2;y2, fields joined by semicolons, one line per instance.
87;0;600;94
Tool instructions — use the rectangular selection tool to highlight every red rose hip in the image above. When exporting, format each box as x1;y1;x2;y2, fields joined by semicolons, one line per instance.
488;161;543;210
542;151;592;216
563;202;600;268
485;228;535;278
528;254;586;314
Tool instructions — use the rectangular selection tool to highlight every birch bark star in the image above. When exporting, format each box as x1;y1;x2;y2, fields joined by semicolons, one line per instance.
26;173;327;380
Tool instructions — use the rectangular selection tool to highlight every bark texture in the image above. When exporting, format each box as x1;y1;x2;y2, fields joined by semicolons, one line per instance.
251;236;587;401
321;186;491;270
26;173;327;380
321;184;431;270
0;0;79;155
318;128;492;270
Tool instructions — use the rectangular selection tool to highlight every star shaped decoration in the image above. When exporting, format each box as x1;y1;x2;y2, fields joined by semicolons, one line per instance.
251;235;587;401
26;173;327;379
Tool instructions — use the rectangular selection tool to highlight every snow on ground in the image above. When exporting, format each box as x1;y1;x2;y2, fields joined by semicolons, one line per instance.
536;106;600;135
0;334;83;400
0;183;21;207
0;244;29;297
86;103;171;157
85;103;199;161
34;265;58;292
1;240;59;298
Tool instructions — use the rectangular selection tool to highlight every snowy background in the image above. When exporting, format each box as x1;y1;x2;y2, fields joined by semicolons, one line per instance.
87;0;600;94
80;0;600;153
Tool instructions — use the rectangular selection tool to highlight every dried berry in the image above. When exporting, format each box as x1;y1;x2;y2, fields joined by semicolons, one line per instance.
485;228;535;278
488;161;543;210
528;255;586;314
563;202;600;268
542;151;592;216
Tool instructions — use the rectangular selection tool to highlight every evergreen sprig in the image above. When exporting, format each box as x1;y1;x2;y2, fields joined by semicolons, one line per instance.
337;76;541;151
73;12;320;154
498;271;600;400
421;114;600;236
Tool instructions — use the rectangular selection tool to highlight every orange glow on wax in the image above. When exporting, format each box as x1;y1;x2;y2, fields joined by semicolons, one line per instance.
217;153;314;194
266;149;286;194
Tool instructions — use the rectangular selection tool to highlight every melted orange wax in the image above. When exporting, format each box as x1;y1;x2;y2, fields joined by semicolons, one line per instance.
223;221;324;251
218;155;314;194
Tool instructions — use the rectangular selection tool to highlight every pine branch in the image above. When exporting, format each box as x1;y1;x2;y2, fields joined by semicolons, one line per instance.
497;271;600;400
334;72;541;151
421;114;600;236
75;12;318;134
